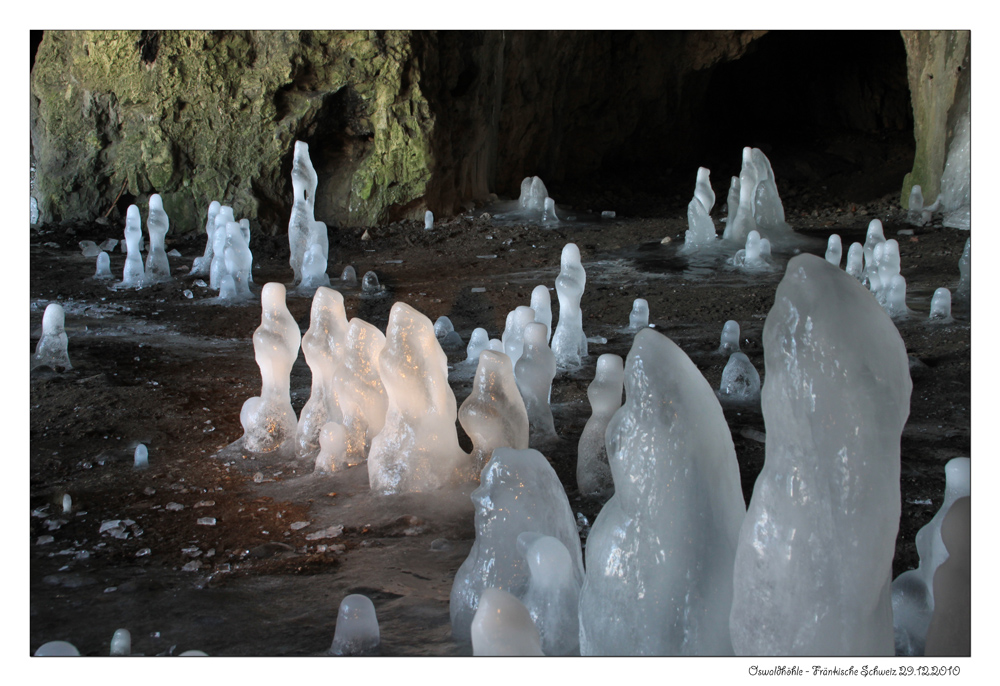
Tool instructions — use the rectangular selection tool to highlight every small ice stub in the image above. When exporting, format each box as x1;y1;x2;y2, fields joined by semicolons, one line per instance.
733;230;767;269
133;444;148;470
79;240;101;257
577;353;624;499
729;254;911;656
695;166;716;214
424;210;434;230
314;422;349;473
191;200;222;277
144;193;171;283
938;111;971;230
434;316;463;350
62;494;72;514
94;251;113;279
298;240;331;292
465;328;490;364
241;283;301;454
514;322;557;441
470;588;544;656
329;594;380;656
501;306;536;368
717;352;761;403
32;303;72;371
929;288;953;322
120;204;145;288
884;274;909;318
361;271;381;295
34;640;80;656
923;496;971;656
367;302;470;493
530;285;553;342
110;628;131;656
517;533;581;655
288;140;319;285
518;176;549;213
450;447;585;644
221;222;254;300
340;265;358;287
551;243;588;368
296;287;350;460
684;196;716;247
542;197;558;223
579;328;745;656
907;185;929;226
957;238;970;296
628;298;649;330
891;457;970;656
718;320;740;355
333;319;387;466
825;234;843;268
845;242;864;281
459;350;530;473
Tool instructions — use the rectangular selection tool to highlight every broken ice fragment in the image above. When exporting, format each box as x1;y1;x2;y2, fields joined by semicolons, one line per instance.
79;240;101;257
329;594;380;655
62;494;72;514
99;238;119;253
196;517;216;526
306;524;344;541
471;588;544;656
134;444;148;470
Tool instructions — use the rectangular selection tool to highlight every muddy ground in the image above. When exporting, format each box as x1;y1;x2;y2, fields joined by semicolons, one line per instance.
28;179;971;657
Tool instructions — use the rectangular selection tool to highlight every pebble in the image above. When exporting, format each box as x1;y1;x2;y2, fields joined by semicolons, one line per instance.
194;500;215;508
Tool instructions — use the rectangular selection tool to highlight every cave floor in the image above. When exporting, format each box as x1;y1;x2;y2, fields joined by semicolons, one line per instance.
28;190;970;657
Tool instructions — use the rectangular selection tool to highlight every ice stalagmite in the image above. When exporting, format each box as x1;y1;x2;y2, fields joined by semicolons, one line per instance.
471;588;544;656
929;287;953;321
718;320;740;355
517;533;581;655
578;329;745;656
333;319;387;466
938;112;971;230
891;457;969;655
367;302;470;493
846;242;864;281
729;254;911;656
458;350;529;474
514;322;557;441
695;166;715;214
240;283;301;454
314;422;349;473
450;447;584;644
144;194;171;283
957;238;970;296
628;298;649;330
221;222;253;301
551;243;587;368
296;287;350;460
750;148;789;236
191;201;221;276
94;252;113;279
717;352;760;403
502;306;535;368
287;141;325;286
923;496;971;656
465;328;490;364
577;354;624;499
530;285;553;342
121;204;145;288
209;206;236;290
32;303;72;370
825;234;843;268
329;594;380;656
685;196;716;247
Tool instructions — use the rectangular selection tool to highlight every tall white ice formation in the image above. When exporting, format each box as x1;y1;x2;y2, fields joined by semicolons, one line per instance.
296;287;350;459
470;588;545;657
465;327;490;364
530;285;553;342
923;496;971;656
501;306;536;368
864;218;886;275
885;274;909;318
287;141;329;287
957;238;970;296
314;422;349;473
144;194;171;283
517;533;581;655
628;298;649;330
718;320;740;355
750;147;789;235
32;303;72;371
94;252;113;279
685;195;717;247
240;283;301;454
542;197;558;223
333;319;387;466
121;204;145;288
220;221;254;300
518;176;549;213
208;206;236;290
723;164;757;243
458;350;530;473
825;234;843;268
424;210;434;230
329;594;380;656
514;322;557;440
929;288;953;321
938;112;971;230
845;242;864;281
695;166;715;214
578;329;746;656
367;302;470;493
191;200;222;276
718;352;761;403
450;447;584;644
551;243;587;368
577;354;625;499
729;254;911;656
891;457;970;656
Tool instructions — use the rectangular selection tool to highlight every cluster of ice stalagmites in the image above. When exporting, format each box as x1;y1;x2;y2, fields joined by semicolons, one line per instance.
729;254;912;656
240;283;301;454
891;457;970;656
578;328;746;656
450;447;585;645
32;303;72;371
458;350;529;473
550;243;588;368
367;303;471;493
287;141;330;291
576;353;624;499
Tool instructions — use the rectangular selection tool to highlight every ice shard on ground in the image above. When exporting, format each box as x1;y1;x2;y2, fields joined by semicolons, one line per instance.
577;354;624;499
240;283;301;454
729;254;911;656
458;350;529;474
551;243;587;368
579;329;745;655
32;303;72;371
367;302;470;493
450;447;584;644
